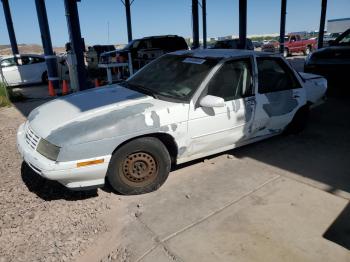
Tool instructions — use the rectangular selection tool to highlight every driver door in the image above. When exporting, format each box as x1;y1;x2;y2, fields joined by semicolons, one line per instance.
186;58;256;157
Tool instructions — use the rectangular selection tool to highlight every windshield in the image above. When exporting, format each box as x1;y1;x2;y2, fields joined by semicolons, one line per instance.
338;30;350;44
123;40;140;50
125;54;219;102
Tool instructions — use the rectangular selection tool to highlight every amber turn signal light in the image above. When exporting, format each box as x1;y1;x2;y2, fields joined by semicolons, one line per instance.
77;159;104;168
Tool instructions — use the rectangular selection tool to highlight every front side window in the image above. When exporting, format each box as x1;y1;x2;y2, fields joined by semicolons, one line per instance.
126;54;218;101
257;57;300;93
207;59;253;101
0;58;16;67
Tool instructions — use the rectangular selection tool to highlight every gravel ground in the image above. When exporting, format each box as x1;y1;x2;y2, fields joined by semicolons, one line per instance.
0;107;116;262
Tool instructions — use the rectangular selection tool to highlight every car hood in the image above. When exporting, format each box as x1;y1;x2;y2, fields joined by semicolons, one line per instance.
28;84;189;147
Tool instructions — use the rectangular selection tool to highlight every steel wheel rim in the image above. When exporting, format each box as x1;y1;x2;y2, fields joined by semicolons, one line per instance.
120;152;158;187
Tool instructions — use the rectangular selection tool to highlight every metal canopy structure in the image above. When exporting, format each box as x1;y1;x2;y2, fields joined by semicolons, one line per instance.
239;0;247;49
64;0;88;91
122;0;133;43
1;0;333;90
318;0;328;49
1;0;18;55
35;0;59;90
192;0;200;49
279;0;287;53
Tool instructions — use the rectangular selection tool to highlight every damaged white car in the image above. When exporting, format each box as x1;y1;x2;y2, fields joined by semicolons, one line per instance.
17;50;327;195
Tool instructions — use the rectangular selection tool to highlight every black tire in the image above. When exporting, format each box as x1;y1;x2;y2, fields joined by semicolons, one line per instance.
284;106;310;134
41;71;48;84
107;137;171;195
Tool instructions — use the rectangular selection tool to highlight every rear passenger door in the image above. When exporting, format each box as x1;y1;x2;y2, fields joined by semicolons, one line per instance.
252;56;306;137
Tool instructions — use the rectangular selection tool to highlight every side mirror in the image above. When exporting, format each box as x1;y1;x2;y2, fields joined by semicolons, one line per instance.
199;95;225;108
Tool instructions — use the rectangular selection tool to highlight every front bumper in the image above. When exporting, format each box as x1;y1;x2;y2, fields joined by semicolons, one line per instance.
17;123;111;189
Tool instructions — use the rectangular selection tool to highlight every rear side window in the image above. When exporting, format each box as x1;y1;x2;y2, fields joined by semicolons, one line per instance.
207;59;253;101
30;56;45;64
257;57;300;93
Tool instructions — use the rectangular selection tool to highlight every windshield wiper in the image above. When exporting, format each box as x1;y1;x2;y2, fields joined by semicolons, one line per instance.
119;81;158;99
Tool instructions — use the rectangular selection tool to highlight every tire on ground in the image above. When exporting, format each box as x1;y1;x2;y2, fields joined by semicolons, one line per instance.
284;105;310;134
107;137;171;195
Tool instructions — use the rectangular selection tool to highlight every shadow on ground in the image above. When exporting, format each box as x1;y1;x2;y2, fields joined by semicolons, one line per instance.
229;97;350;196
323;203;350;250
21;162;98;201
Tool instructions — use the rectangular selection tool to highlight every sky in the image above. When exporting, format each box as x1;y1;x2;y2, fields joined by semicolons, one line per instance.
0;0;350;47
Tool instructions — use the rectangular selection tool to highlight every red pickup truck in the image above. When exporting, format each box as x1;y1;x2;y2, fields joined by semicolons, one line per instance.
261;34;317;57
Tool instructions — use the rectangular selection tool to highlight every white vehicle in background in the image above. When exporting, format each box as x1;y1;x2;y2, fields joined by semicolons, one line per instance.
17;50;327;195
0;54;47;86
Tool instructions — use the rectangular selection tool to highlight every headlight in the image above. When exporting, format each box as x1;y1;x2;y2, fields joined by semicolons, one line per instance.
36;138;60;161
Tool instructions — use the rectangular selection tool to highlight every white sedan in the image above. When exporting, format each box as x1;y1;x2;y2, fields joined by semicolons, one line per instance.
17;49;327;195
0;54;47;86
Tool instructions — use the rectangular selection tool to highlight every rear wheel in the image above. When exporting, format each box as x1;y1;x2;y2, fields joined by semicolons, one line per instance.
284;106;310;134
107;137;171;195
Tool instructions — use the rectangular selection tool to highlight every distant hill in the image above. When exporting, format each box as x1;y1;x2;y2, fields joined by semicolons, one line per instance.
0;44;65;56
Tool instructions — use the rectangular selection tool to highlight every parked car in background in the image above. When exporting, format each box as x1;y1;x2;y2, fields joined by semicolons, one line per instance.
0;54;47;86
86;45;116;70
211;38;254;50
100;35;188;70
323;32;342;47
283;34;317;57
17;49;327;195
305;28;350;94
252;41;263;48
262;34;317;57
261;40;280;53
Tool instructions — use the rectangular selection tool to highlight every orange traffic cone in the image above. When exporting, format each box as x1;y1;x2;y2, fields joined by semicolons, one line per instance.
62;80;69;95
94;78;100;87
48;80;56;97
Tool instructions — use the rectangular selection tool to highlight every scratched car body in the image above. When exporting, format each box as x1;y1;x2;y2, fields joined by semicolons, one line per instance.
17;49;327;195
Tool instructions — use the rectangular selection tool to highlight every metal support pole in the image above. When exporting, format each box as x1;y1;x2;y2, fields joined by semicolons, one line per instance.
202;0;207;48
125;0;133;43
192;0;199;49
279;0;287;54
318;0;327;49
1;0;19;55
64;0;88;91
35;0;59;90
239;0;247;49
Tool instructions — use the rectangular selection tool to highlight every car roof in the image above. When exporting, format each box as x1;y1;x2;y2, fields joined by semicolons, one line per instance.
172;49;279;59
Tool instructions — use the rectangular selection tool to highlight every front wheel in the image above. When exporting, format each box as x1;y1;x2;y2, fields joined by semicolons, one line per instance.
107;137;171;195
304;46;312;56
283;48;290;58
284;106;310;134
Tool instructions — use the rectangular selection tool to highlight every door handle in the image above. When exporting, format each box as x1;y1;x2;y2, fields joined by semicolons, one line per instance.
293;95;300;98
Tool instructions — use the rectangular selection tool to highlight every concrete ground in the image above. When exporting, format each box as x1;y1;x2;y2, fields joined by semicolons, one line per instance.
1;56;349;262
